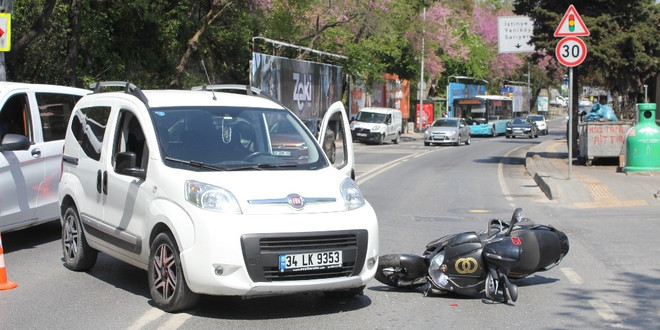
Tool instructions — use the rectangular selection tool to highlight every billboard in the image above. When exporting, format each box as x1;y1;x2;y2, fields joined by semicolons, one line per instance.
349;74;410;120
251;52;342;119
510;85;529;114
415;102;434;130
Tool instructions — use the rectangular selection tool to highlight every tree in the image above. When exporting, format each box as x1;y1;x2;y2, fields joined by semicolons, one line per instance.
169;0;235;88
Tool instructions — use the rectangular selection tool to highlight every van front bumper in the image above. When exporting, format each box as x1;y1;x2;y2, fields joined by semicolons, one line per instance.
351;129;383;142
179;205;379;297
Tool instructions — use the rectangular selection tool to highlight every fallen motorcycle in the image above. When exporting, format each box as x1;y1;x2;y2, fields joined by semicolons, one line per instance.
375;208;569;303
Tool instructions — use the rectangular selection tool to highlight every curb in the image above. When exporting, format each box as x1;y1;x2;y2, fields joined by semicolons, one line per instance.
525;150;557;200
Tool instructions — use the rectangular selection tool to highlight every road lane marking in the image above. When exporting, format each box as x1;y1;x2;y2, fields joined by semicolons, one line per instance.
356;149;440;184
561;267;583;285
468;209;491;213
498;144;529;204
158;313;193;329
589;299;622;323
129;307;194;330
128;308;166;330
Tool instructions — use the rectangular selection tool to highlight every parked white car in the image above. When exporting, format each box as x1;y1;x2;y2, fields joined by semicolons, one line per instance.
0;82;90;232
58;82;378;312
527;114;548;135
550;95;567;108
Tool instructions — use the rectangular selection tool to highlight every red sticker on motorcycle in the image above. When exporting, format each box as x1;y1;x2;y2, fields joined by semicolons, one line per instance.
511;237;522;246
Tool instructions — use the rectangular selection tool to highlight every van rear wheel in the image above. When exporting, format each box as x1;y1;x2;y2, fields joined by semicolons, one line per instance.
62;205;98;271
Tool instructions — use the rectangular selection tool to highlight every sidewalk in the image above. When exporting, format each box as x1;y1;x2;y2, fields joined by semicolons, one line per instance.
525;138;660;208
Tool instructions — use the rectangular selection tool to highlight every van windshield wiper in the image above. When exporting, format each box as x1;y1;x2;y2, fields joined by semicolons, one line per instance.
224;163;298;171
165;157;227;171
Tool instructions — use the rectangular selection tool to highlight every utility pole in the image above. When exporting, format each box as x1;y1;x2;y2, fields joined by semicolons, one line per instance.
418;7;425;131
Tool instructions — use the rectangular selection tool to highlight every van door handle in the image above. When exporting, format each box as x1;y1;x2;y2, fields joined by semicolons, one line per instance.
31;148;41;157
103;171;108;195
97;170;102;194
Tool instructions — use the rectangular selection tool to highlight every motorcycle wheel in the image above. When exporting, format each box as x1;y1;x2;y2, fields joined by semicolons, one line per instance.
485;272;498;301
375;254;406;288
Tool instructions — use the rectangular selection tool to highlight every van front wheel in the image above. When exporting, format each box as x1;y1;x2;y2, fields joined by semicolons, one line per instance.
148;232;199;312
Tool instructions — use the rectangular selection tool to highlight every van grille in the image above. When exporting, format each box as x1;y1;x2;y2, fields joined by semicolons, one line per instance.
241;230;368;282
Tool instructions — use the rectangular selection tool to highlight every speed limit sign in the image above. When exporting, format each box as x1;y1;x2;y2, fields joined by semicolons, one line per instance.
555;36;587;67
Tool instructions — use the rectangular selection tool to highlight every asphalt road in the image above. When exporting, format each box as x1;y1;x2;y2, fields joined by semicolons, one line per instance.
1;123;658;329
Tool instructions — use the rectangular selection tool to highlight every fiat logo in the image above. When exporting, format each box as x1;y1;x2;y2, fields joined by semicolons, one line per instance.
287;194;305;209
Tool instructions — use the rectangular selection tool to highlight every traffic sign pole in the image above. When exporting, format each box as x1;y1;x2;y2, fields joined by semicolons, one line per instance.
554;5;589;179
568;67;573;179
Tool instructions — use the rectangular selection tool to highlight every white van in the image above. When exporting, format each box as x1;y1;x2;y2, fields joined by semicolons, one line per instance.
58;82;378;312
351;107;402;144
0;82;90;232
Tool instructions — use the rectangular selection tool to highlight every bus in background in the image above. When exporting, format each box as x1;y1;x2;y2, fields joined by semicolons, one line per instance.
453;95;513;137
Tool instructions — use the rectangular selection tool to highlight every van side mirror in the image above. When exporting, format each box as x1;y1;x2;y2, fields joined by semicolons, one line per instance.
0;134;30;152
115;151;146;180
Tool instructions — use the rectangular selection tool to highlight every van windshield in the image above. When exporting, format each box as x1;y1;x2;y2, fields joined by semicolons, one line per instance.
356;111;387;123
149;106;327;171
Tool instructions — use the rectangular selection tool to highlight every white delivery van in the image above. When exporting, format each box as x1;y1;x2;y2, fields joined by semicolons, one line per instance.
59;82;378;312
351;107;402;145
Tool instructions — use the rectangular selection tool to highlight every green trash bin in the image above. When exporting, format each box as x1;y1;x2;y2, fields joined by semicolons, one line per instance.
624;103;660;172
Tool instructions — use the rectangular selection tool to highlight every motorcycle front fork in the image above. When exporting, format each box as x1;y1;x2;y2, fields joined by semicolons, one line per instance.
485;267;518;303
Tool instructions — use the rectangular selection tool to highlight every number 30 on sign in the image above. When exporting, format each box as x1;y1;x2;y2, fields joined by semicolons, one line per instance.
555;36;587;67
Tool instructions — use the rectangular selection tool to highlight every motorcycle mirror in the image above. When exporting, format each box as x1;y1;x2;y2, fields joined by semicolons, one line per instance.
506;208;523;236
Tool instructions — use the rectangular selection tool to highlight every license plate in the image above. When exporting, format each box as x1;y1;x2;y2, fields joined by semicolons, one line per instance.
357;133;367;137
279;251;342;272
273;150;291;156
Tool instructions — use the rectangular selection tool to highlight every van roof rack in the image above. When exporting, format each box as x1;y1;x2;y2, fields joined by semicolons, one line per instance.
89;81;149;108
191;84;289;109
191;84;262;96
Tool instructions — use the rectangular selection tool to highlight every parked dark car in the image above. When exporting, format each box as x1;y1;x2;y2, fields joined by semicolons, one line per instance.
505;117;538;139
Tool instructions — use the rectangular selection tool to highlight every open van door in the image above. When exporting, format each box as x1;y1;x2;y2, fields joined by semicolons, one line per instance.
318;101;355;180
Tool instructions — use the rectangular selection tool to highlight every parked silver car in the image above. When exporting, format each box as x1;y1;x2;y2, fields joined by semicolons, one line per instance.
1;82;90;232
423;117;471;146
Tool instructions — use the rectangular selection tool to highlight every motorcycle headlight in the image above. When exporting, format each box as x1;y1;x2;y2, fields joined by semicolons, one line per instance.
340;178;365;210
428;251;449;288
185;180;242;213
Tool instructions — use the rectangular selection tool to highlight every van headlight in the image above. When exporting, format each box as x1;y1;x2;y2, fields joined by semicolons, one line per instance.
185;180;242;213
340;178;365;210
